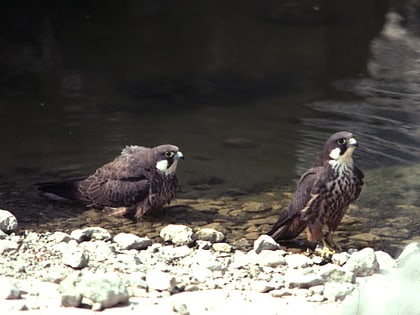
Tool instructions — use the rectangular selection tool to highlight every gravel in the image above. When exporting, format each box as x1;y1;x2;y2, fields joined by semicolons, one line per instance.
0;212;419;314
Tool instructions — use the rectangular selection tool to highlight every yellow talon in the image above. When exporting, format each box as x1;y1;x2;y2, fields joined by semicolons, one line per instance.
315;238;336;258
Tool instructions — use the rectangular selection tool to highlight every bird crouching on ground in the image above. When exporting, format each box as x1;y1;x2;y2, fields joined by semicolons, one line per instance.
37;144;184;219
267;131;364;256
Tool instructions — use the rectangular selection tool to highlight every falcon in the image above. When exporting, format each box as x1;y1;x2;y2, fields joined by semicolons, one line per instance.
37;144;184;219
267;131;364;255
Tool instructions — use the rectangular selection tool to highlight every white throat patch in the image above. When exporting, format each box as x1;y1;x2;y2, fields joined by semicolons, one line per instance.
329;147;341;160
156;160;168;172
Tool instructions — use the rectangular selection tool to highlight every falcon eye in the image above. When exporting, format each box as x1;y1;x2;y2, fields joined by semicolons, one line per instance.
164;151;175;158
336;138;346;145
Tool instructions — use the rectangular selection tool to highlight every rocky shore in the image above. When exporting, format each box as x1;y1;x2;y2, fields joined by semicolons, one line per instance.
0;209;419;315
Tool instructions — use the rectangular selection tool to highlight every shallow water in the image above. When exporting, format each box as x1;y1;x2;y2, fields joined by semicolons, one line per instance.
0;1;419;257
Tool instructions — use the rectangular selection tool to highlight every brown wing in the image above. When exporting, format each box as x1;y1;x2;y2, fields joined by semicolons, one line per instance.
77;153;154;207
267;167;324;240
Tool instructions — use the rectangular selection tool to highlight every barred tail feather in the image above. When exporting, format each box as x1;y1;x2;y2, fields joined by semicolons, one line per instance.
267;211;306;241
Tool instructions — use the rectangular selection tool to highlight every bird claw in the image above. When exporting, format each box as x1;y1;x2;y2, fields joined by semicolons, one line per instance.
315;240;336;259
103;206;129;216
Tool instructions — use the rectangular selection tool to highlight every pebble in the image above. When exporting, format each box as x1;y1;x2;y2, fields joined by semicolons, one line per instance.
0;209;18;233
160;225;194;246
71;227;112;242
0;224;417;312
113;233;152;250
0;277;21;299
253;235;280;254
194;228;225;243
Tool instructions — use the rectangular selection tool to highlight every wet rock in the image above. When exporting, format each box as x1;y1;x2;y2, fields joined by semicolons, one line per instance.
332;252;351;266
71;227;111;243
323;282;354;301
0;209;18;233
62;247;88;269
253;235;280;254
375;250;397;273
241;202;270;213
396;242;419;267
79;272;129;311
343;248;379;277
0;277;21;299
212;243;232;253
160;225;194;246
194;228;225;243
146;271;176;292
285;254;313;269
350;233;380;242
113;233;152;250
0;239;19;254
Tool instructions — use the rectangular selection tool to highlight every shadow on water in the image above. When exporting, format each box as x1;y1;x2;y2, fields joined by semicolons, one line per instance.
0;1;419;257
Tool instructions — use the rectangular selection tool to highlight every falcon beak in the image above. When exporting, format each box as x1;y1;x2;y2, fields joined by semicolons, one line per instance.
175;151;184;160
348;137;358;147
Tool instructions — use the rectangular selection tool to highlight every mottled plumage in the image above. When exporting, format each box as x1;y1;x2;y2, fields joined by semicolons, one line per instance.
267;131;364;251
38;144;184;219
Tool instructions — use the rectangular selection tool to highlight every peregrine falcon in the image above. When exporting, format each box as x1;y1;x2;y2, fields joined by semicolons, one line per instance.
38;144;184;219
267;131;364;254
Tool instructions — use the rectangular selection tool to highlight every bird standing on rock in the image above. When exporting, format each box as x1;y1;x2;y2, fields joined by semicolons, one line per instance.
267;131;364;256
38;144;184;219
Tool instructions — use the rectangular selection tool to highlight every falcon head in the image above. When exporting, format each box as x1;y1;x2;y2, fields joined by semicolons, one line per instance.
311;131;358;167
153;144;184;175
323;131;358;167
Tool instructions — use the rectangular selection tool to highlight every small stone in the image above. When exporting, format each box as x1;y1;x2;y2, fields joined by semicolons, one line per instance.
251;280;275;293
113;233;152;250
196;240;212;250
71;227;111;243
332;252;351;266
146;271;176;292
0;210;18;233
323;282;355;301
194;228;225;243
160;225;194;246
60;291;82;307
285;254;313;269
160;245;192;259
212;243;232;253
257;250;286;268
79;272;129;310
173;302;190;315
241;201;269;213
0;277;21;299
253;235;280;254
344;248;380;277
0;239;19;254
62;247;88;269
49;232;72;243
375;250;397;273
318;264;355;283
285;269;323;289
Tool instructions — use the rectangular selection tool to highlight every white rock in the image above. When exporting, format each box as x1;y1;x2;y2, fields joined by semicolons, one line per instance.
113;233;152;250
0;210;18;233
160;245;192;259
49;232;72;243
257;250;286;268
196;240;212;250
146;271;176;292
375;250;397;273
160;225;194;246
0;239;19;254
318;263;355;283
253;235;280;254
332;252;351;266
323;282;355;301
62;247;88;269
0;277;21;299
396;242;419;267
79;272;129;311
343;247;379;277
194;228;225;243
71;227;111;243
80;241;116;262
212;243;232;253
285;269;323;289
285;254;313;269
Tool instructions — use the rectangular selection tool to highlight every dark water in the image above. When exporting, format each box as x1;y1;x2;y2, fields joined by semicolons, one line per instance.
0;1;419;256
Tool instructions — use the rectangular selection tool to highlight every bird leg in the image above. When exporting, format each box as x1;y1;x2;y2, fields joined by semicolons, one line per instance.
325;230;342;251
